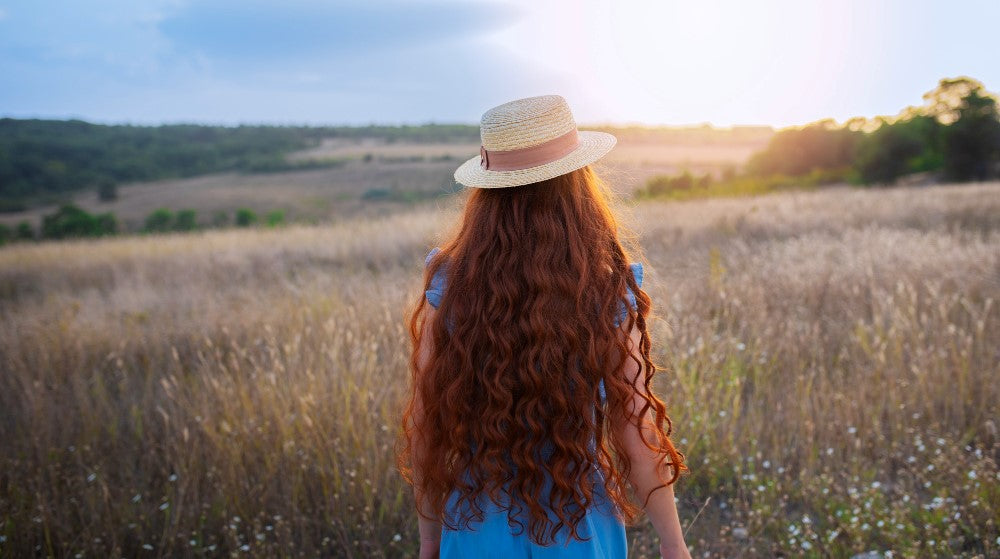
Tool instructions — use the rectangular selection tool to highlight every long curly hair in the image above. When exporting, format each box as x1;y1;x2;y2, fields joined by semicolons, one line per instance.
398;165;686;545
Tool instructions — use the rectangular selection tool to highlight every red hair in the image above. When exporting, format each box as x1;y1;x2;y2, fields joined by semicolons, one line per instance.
398;166;686;544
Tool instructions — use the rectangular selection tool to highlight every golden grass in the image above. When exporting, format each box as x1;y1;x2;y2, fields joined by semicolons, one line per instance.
0;182;998;558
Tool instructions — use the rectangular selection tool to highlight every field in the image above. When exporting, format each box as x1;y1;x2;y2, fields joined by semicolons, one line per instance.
1;180;998;558
0;126;771;232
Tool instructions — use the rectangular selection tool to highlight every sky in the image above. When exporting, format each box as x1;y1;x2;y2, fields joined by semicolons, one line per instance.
1;0;998;128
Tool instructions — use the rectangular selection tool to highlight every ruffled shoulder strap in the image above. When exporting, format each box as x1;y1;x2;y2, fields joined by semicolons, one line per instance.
614;262;644;328
424;247;447;309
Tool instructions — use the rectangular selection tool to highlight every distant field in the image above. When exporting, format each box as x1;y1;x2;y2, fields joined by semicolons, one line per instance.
0;127;771;232
1;181;997;558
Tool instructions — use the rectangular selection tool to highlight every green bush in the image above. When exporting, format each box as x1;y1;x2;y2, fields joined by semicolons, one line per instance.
0;223;10;246
41;204;117;239
235;208;257;227
15;221;33;241
97;178;118;202
265;210;285;227
144;208;174;233
174;209;197;231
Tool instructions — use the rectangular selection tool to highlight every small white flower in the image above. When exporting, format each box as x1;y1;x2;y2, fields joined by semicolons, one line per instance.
158;502;169;511
168;474;178;482
189;540;197;546
86;473;96;483
871;481;881;489
142;544;154;550
847;426;857;434
762;460;771;469
132;493;141;503
392;534;402;542
240;544;250;552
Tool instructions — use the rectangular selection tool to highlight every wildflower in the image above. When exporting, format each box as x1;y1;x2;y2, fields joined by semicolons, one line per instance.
159;502;169;511
762;460;771;469
871;481;881;489
967;470;977;480
132;493;141;503
847;426;857;434
142;544;154;550
169;474;178;482
86;473;96;483
392;534;402;542
240;544;250;552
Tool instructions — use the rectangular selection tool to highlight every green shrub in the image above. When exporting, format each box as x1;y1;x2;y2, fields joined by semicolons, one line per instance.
265;210;285;227
97;178;118;202
174;209;197;231
0;223;9;246
235;208;257;227
144;208;173;233
41;204;117;239
15;221;34;241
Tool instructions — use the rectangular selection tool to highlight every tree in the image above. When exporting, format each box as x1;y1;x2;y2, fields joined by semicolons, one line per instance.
941;88;1000;181
144;208;173;232
746;120;861;177
15;221;34;240
235;208;257;227
174;209;197;231
854;116;943;184
97;178;118;202
265;210;285;227
41;204;117;239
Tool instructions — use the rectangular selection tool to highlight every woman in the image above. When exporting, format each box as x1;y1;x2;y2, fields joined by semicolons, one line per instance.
398;95;689;559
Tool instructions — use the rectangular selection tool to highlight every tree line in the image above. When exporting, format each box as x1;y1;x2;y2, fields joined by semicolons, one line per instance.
0;120;480;212
0;205;286;245
640;76;1000;198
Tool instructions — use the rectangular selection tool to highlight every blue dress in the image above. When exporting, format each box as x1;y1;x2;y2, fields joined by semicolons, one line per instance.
422;248;643;558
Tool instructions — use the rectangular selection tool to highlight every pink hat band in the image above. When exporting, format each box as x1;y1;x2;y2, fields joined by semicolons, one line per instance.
479;129;580;172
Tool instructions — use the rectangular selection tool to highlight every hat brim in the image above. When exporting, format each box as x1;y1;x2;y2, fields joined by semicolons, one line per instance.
453;130;617;189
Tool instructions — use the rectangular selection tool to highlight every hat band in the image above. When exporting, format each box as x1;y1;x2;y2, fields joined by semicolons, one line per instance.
480;129;579;171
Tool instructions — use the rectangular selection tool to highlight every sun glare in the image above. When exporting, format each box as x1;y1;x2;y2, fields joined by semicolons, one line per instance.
488;0;869;126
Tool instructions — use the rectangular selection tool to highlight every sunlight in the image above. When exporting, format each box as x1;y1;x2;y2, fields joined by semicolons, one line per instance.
488;0;872;126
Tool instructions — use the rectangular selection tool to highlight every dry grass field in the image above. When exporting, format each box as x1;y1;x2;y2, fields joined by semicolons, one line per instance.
0;127;770;233
1;180;998;558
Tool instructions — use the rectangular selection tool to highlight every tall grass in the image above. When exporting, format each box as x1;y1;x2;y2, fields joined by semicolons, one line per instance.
1;183;997;558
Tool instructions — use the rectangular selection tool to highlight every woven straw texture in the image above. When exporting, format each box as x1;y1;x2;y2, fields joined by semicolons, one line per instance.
454;95;617;189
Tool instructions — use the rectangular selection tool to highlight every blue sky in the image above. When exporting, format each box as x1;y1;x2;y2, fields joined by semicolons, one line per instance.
1;0;998;127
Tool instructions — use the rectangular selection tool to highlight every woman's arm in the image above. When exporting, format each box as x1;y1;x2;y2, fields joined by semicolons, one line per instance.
410;307;442;558
614;325;691;559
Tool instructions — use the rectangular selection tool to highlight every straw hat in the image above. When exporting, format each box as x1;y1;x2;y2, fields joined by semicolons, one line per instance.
454;95;617;188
